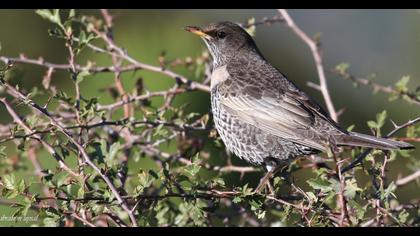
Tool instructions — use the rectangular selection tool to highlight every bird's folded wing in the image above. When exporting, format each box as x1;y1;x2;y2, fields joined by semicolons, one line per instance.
220;92;327;151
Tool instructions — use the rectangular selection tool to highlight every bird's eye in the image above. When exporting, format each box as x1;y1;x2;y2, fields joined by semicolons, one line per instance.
216;31;226;39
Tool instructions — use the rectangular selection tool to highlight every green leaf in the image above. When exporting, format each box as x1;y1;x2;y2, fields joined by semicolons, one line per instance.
0;146;6;158
348;199;366;220
3;173;16;190
35;9;61;26
136;170;155;194
346;124;355;132
344;179;362;200
367;120;377;130
382;181;397;200
395;76;410;93
376;110;387;129
232;196;242;203
108;141;121;162
76;70;90;84
56;173;68;188
42;207;61;227
68;9;75;19
307;178;333;193
241;183;254;196
398;209;409;223
35;9;55;22
306;191;318;203
185;154;201;177
367;110;387;136
335;63;350;74
77;31;96;53
17;179;26;193
77;186;85;199
245;18;256;37
153;124;168;137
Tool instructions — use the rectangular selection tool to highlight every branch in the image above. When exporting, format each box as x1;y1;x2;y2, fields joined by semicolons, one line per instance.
395;169;420;187
277;9;338;121
341;117;420;173
88;18;210;93
0;79;138;227
331;68;420;107
97;88;188;110
0;98;79;178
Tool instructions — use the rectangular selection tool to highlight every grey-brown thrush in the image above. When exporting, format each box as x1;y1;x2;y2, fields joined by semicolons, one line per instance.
185;21;413;174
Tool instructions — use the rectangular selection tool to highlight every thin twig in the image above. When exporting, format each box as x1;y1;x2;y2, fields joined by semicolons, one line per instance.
341;117;420;173
0;98;79;178
331;68;420;106
277;9;338;121
0;79;138;227
395;169;420;187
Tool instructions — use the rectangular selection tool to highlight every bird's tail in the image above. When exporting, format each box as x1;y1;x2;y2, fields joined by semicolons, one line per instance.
336;132;414;150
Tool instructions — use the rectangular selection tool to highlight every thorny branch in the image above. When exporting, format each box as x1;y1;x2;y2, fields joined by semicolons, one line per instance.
341;117;420;174
331;68;420;107
0;79;138;227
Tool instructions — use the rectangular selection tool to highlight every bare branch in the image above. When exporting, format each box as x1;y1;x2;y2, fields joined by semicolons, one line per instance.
277;9;338;121
396;169;420;187
331;68;420;106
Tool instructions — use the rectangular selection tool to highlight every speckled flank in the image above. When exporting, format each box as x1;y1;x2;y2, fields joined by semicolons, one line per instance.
211;82;319;166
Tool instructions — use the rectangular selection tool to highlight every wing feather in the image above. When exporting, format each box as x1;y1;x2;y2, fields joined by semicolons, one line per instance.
220;93;327;151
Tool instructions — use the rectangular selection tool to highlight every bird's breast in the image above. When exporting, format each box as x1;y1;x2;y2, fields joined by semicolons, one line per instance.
210;65;230;90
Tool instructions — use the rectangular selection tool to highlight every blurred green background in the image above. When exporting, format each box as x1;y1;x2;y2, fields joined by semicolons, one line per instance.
0;9;419;226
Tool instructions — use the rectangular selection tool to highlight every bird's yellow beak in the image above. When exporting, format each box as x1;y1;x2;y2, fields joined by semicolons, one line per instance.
184;26;212;39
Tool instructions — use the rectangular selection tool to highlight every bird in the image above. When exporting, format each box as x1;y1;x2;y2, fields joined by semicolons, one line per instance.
185;21;414;192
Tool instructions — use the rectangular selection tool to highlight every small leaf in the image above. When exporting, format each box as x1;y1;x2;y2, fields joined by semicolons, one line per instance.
36;9;61;26
335;63;350;74
307;178;333;193
35;9;55;22
17;179;26;193
398;209;409;223
232;196;242;203
306;191;318;203
245;18;256;37
77;186;84;199
108;141;121;161
376;110;387;129
346;124;355;132
68;9;75;19
0;146;6;158
344;179;362;200
395;76;410;93
367;120;378;130
76;70;90;84
3;174;16;190
185;154;201;177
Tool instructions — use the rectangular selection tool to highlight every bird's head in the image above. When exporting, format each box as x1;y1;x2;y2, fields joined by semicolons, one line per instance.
185;21;261;67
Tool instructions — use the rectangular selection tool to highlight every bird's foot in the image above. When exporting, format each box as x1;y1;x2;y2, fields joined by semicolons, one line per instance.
254;171;274;194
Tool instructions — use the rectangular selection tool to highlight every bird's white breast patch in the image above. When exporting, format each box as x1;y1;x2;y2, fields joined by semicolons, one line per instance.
211;65;229;90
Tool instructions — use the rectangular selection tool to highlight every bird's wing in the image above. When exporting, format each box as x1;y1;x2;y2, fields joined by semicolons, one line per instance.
218;62;345;151
220;90;328;151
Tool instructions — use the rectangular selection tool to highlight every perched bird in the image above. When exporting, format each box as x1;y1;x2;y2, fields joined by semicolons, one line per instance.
185;21;413;190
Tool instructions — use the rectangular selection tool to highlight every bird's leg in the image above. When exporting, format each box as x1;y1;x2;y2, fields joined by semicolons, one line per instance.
255;164;280;194
266;180;275;196
255;170;274;194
